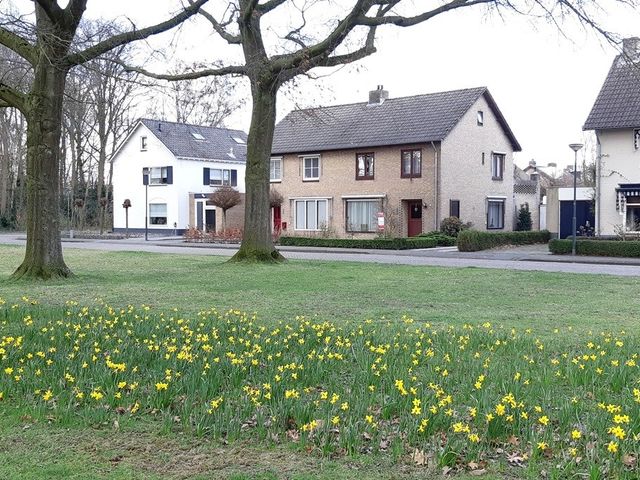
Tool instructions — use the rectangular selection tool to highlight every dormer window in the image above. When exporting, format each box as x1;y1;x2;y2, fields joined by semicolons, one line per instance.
191;132;205;140
477;111;484;126
140;136;148;151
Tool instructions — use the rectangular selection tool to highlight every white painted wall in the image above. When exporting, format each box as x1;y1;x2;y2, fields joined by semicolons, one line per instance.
440;94;516;231
596;128;640;235
112;122;246;232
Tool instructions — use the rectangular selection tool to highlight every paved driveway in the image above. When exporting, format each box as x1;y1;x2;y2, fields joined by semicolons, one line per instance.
2;233;640;277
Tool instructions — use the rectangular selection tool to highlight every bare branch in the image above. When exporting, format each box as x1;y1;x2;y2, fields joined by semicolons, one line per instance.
189;0;241;44
119;62;247;80
0;81;27;114
65;0;210;66
34;0;65;23
0;27;37;65
257;0;288;14
358;0;495;27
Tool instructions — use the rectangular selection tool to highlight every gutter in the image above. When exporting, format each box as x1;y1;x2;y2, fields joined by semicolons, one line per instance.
431;141;440;230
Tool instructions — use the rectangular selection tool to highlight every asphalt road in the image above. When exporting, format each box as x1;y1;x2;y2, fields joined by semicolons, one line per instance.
2;233;640;277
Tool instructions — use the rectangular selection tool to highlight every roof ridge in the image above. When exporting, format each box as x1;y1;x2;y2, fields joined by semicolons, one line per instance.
139;118;246;134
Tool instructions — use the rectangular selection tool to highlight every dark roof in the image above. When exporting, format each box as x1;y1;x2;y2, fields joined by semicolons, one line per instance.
272;87;521;154
583;55;640;130
140;118;247;162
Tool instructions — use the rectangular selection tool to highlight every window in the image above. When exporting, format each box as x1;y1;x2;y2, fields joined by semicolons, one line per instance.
477;111;484;126
294;199;328;230
191;132;205;140
140;136;147;151
356;153;375;180
270;157;282;182
449;200;460;218
209;168;237;186
149;166;170;185
346;199;379;232
303;156;320;181
401;149;421;178
487;199;505;229
634;129;640;150
149;203;167;225
491;153;505;180
232;136;246;144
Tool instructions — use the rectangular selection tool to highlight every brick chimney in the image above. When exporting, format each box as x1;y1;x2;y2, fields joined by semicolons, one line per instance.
622;37;640;61
368;85;389;105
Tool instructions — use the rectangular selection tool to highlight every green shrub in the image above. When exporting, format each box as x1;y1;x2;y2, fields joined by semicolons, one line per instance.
417;231;457;246
457;230;551;252
278;236;437;250
439;217;472;237
549;239;640;257
515;204;532;231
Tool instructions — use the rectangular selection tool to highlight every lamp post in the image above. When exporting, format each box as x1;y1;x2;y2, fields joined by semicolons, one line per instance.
569;143;584;255
142;167;149;241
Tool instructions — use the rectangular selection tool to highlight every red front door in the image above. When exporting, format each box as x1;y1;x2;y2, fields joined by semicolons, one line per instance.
407;201;422;237
272;206;282;233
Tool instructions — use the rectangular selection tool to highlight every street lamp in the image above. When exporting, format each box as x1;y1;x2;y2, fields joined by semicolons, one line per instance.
142;167;150;241
568;143;584;255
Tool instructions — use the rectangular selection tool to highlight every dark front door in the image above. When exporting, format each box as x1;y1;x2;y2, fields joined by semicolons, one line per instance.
205;209;216;233
407;201;423;237
272;206;282;232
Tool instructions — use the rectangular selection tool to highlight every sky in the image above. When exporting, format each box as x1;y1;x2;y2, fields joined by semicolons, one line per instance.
83;0;640;171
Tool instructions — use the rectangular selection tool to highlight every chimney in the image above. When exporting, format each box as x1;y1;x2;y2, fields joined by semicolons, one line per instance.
622;37;640;61
368;85;389;106
528;159;536;168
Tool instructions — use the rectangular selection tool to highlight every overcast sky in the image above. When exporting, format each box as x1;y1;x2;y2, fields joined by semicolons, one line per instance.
84;0;640;170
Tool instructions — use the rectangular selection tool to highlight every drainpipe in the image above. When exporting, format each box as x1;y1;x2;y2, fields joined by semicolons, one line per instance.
595;132;602;236
431;141;440;230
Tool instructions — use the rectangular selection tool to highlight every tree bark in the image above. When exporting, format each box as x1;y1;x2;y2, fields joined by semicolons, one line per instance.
230;82;284;263
12;62;71;279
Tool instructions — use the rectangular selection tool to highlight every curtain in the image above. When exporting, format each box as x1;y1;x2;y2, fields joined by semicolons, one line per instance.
347;200;378;232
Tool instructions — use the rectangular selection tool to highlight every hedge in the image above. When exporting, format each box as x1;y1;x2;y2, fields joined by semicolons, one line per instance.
457;230;551;252
417;232;457;246
549;239;640;257
278;236;438;250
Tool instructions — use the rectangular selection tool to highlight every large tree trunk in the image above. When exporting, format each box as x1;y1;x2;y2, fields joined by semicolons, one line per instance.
12;63;71;279
230;83;284;263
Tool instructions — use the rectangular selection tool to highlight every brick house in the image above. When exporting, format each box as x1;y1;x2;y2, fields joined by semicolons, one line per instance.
112;119;247;235
583;37;640;236
270;86;521;237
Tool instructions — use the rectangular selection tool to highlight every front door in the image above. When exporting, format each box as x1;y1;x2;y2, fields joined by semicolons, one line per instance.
407;201;422;237
272;206;282;232
205;209;216;233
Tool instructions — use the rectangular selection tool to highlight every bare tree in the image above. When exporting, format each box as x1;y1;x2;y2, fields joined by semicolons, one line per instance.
128;0;635;263
209;185;242;231
0;0;209;279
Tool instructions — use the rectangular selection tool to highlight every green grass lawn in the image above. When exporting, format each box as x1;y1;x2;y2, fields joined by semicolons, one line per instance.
1;244;639;335
1;244;639;480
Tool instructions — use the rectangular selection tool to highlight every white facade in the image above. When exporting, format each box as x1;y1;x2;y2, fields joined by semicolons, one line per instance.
112;122;246;234
595;128;640;235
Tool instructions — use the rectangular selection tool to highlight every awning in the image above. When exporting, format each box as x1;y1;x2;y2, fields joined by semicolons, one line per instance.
615;184;640;209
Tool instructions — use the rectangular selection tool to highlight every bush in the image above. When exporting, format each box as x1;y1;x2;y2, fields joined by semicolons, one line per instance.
457;230;551;252
440;217;472;237
515;204;532;231
417;231;457;246
278;236;437;250
549;239;640;257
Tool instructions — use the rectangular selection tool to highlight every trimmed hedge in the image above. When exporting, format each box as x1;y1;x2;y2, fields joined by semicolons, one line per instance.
417;232;457;246
549;239;640;257
457;230;551;252
278;236;438;250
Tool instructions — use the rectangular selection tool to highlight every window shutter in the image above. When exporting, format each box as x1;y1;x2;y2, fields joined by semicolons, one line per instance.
203;168;210;185
231;169;237;187
166;166;173;184
142;169;149;186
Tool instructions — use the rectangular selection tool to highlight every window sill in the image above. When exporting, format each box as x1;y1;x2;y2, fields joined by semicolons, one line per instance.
487;227;504;230
270;179;282;183
401;175;422;179
149;183;168;187
356;177;375;181
491;177;504;181
302;178;320;182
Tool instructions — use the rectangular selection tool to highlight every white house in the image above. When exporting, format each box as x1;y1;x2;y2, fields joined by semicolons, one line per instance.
584;37;640;236
112;119;247;235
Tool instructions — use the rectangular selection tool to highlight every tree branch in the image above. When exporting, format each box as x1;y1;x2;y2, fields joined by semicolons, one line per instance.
33;0;65;23
0;81;27;114
189;0;241;44
64;0;211;66
119;62;246;81
257;0;288;14
64;0;89;30
0;27;37;65
357;0;495;27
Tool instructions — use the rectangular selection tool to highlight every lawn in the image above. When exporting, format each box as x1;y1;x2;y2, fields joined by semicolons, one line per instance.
0;245;639;479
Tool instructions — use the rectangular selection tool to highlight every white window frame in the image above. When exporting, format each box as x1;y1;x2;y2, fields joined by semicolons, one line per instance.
345;199;380;233
270;157;282;182
149;203;168;225
149;166;168;185
209;168;234;186
294;198;328;231
625;202;640;232
486;197;505;230
302;155;320;181
140;136;148;151
491;152;505;180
